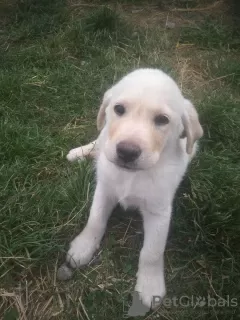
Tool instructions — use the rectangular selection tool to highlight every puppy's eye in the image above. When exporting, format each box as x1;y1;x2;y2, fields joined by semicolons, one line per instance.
114;104;125;116
154;114;169;126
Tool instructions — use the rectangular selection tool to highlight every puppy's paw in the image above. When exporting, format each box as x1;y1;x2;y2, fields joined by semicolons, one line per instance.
135;268;166;308
67;147;85;162
66;231;99;268
57;263;73;281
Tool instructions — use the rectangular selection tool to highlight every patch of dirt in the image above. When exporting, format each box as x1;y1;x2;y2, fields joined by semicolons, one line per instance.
121;0;229;28
68;0;230;29
0;0;17;26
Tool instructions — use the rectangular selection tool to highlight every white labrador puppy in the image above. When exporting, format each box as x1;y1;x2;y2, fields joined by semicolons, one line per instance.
63;68;203;308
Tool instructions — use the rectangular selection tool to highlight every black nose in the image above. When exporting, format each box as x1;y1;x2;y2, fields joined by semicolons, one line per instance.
116;141;141;163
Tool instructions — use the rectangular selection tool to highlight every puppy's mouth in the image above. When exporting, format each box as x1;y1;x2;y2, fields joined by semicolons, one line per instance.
110;159;140;171
116;161;139;171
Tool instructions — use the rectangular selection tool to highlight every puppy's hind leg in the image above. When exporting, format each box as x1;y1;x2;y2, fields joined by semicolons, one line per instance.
67;140;97;162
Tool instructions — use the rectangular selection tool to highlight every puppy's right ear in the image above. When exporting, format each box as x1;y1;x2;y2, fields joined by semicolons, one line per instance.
97;89;112;131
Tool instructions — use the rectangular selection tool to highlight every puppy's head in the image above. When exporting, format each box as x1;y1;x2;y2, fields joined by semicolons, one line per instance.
97;69;203;171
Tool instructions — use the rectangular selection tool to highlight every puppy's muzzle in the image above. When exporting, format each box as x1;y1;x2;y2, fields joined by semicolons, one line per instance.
116;141;141;163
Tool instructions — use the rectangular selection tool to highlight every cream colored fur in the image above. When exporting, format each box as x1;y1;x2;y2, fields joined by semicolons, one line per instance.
65;68;203;308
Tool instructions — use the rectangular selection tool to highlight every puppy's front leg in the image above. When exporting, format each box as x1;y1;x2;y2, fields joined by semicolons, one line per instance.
66;183;116;268
135;208;171;308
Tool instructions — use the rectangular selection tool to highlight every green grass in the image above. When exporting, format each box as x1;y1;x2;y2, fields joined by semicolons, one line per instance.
1;1;240;319
179;19;240;50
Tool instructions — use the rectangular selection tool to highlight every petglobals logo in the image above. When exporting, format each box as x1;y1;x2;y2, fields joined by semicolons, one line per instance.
123;293;238;317
153;295;238;309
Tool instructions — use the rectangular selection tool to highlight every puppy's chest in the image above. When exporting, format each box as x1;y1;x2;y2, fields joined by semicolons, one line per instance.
108;173;164;209
98;157;183;209
115;180;147;209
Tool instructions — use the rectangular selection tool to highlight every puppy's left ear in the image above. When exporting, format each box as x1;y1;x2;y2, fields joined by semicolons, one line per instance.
181;99;203;154
97;89;112;131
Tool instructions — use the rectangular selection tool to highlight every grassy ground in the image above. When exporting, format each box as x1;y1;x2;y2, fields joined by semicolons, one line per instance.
0;0;240;319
